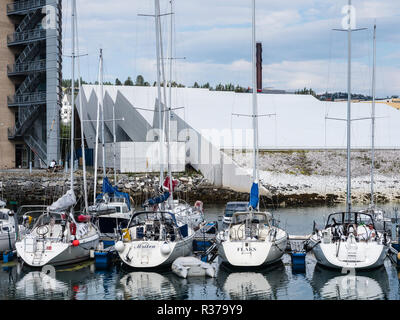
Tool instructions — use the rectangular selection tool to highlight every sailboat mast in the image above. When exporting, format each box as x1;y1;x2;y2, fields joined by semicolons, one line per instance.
167;0;174;203
346;0;352;215
74;5;88;213
371;23;376;207
100;49;106;179
70;0;76;196
93;56;101;203
252;0;259;208
113;85;117;184
154;0;164;187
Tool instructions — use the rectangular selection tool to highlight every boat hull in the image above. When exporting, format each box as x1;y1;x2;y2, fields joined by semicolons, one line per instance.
16;234;99;267
310;237;389;270
0;232;16;253
218;233;287;267
118;235;194;269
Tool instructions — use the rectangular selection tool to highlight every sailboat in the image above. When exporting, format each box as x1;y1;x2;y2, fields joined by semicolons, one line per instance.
15;0;100;267
114;0;195;269
216;0;288;268
141;0;204;231
88;49;132;242
358;24;391;235
0;200;22;254
309;5;390;270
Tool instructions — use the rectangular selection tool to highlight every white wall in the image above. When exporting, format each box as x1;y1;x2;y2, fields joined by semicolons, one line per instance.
102;142;185;173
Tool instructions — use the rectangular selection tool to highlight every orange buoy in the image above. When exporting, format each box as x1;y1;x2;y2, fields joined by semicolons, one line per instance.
72;240;80;247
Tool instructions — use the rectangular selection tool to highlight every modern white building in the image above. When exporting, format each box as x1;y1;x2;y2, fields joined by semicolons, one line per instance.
76;85;400;193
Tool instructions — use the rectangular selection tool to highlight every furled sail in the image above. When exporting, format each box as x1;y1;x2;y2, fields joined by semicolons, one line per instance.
249;182;259;210
49;189;76;212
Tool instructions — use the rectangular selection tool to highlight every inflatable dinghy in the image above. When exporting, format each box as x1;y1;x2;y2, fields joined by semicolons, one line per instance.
172;256;217;279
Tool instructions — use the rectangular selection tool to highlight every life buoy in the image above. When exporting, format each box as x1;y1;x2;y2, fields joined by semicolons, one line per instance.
70;222;76;236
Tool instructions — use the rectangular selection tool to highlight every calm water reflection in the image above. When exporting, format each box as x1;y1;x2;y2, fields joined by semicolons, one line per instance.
1;204;399;300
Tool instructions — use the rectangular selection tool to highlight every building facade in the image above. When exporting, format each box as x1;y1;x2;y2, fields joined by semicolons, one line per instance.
1;0;62;168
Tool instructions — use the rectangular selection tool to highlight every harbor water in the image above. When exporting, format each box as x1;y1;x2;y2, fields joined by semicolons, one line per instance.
1;203;399;300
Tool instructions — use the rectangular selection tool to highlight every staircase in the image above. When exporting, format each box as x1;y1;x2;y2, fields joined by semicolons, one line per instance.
15;42;40;64
25;134;47;166
8;106;41;140
15;9;42;33
16;73;41;95
7;0;46;15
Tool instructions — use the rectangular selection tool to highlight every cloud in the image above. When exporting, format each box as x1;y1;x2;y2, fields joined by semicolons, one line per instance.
62;0;400;97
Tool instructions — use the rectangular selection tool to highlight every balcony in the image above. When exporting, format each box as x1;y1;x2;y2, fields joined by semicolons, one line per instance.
7;29;46;46
8;92;46;107
7;59;46;76
7;0;46;15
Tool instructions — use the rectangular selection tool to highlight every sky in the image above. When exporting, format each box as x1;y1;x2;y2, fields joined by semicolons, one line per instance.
62;0;400;98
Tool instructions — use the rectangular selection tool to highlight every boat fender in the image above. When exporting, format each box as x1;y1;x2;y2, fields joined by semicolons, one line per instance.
72;240;80;247
194;201;203;212
70;222;77;236
397;252;400;261
161;242;171;255
115;241;125;253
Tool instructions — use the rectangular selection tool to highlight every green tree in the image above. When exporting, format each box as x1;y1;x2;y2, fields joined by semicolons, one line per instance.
115;78;122;85
135;75;145;86
124;77;134;86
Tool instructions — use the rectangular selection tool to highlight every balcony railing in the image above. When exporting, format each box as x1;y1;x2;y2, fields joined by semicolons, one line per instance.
7;0;46;15
7;29;46;46
8;92;46;107
7;59;46;75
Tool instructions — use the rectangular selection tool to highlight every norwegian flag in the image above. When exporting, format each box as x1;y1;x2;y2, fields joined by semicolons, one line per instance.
163;176;179;192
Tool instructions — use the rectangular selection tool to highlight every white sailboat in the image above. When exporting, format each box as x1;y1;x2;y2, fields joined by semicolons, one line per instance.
115;0;195;269
310;6;390;270
88;49;132;241
216;0;288;268
15;0;100;267
142;0;204;231
0;200;22;253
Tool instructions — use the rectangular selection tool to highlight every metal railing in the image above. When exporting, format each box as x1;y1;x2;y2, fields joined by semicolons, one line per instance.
7;29;46;45
7;0;46;14
7;59;46;75
25;135;47;165
7;92;46;106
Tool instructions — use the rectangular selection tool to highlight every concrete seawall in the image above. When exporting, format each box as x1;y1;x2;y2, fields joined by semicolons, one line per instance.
1;148;399;210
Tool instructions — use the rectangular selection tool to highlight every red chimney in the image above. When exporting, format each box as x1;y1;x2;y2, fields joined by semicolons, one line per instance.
256;42;262;93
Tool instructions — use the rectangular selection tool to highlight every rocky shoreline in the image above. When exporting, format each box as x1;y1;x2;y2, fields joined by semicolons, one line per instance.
0;161;399;209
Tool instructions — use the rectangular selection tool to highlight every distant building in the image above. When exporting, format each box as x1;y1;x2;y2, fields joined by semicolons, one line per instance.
1;0;62;169
61;93;71;124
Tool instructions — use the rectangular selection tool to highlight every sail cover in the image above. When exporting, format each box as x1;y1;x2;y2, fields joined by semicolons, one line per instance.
49;189;76;212
97;177;131;210
147;192;170;206
249;182;259;209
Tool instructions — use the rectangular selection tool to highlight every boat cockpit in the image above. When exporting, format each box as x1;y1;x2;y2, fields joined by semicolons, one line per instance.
227;211;274;241
323;212;386;243
125;211;189;242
